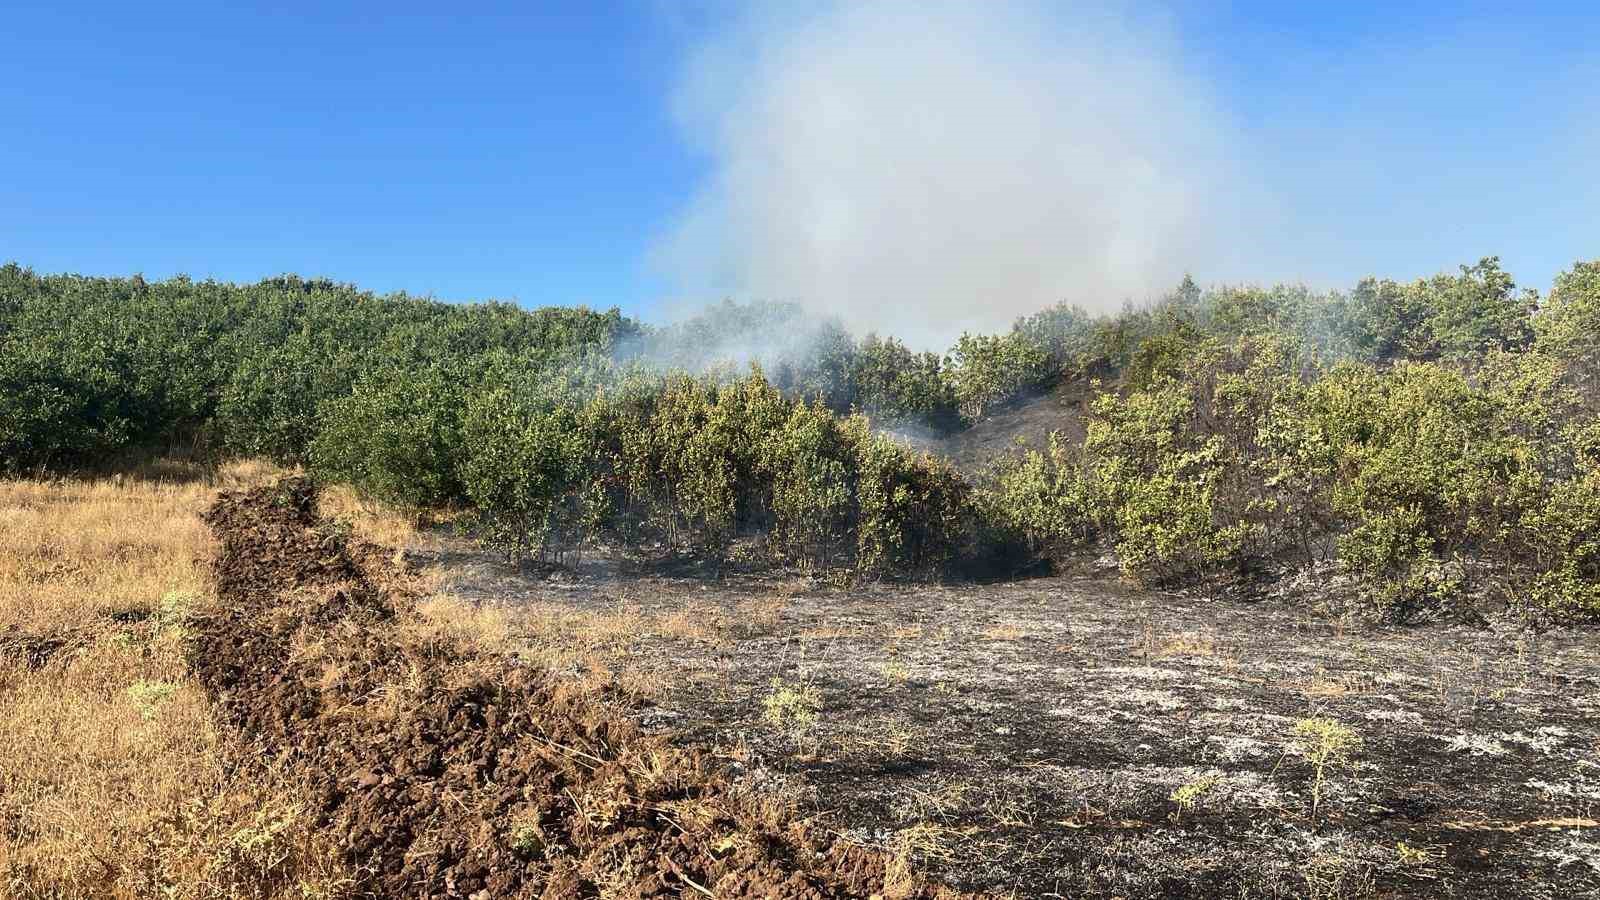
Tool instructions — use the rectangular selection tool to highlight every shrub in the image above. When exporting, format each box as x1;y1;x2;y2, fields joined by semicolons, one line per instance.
766;403;856;569
1513;468;1600;617
1347;276;1435;362
945;331;1051;421
311;362;469;512
1085;335;1316;583
649;376;741;561
458;380;592;565
854;431;970;576
980;432;1100;558
851;334;960;430
1125;312;1214;391
1535;259;1600;408
1418;257;1536;363
1086;379;1245;583
1013;302;1100;375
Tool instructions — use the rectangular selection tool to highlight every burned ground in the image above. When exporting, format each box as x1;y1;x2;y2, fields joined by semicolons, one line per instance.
426;540;1600;898
189;478;971;899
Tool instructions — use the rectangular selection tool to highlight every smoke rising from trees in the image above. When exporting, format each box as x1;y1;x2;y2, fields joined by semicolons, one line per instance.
652;2;1253;347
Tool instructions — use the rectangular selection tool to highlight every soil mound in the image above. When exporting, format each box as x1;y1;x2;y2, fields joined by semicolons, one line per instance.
191;477;972;899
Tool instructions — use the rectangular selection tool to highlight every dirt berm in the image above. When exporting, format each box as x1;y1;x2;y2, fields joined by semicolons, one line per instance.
190;478;975;899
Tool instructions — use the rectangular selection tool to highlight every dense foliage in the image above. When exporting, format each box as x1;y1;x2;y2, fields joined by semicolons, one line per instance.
0;267;972;576
4;256;1599;617
983;258;1600;619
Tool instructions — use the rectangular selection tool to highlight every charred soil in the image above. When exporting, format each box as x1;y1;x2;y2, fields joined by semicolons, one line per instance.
429;540;1600;898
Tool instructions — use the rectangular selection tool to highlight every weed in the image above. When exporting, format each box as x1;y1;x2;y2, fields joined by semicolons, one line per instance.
1395;841;1436;866
1289;717;1363;822
126;678;178;720
1169;773;1221;821
880;718;917;757
876;658;912;685
892;820;961;862
508;814;549;857
761;677;822;744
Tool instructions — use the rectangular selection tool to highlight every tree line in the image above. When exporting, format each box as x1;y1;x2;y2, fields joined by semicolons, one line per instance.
3;258;1598;617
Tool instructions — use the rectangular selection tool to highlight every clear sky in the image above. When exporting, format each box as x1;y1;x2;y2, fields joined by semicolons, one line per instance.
3;2;1596;329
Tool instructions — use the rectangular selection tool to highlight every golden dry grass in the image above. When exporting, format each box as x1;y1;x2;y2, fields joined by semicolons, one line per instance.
0;460;351;899
315;483;437;554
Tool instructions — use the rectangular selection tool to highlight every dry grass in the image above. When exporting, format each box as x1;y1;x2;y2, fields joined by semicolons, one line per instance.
316;483;440;554
982;621;1027;641
0;460;351;899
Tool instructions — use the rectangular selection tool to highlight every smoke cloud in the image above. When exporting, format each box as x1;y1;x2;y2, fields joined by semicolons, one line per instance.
653;2;1254;347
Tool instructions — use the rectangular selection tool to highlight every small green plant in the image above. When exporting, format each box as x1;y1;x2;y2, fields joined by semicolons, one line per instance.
1395;841;1435;866
154;589;195;629
761;677;822;743
1289;717;1362;822
508;814;548;857
876;658;912;685
1169;773;1221;821
126;679;178;721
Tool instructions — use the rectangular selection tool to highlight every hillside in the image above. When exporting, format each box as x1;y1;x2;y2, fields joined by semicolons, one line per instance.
928;377;1096;474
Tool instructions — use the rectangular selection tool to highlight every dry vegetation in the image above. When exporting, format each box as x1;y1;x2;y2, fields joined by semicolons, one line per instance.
0;461;350;899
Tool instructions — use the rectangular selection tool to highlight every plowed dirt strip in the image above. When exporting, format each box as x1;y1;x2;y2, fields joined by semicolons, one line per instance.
189;478;974;899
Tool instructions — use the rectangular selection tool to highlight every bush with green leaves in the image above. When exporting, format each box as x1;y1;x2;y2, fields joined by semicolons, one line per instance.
1295;350;1588;616
980;432;1101;558
850;334;960;430
1074;335;1317;584
310;361;471;512
458;376;595;565
854;431;970;575
0;266;636;472
1515;468;1600;616
1084;374;1242;584
8;257;1600;613
1535;260;1600;408
764;402;857;569
1415;257;1536;363
1013;302;1100;375
945;331;1052;422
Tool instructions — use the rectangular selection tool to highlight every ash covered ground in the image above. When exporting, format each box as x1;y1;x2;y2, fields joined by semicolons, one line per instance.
427;539;1600;899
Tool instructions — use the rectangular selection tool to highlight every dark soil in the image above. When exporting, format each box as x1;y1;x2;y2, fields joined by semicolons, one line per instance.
0;626;76;669
189;478;973;899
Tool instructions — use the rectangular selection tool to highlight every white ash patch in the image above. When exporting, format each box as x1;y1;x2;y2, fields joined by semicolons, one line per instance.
1214;770;1289;808
1194;711;1296;733
1497;727;1572;754
1050;704;1118;726
1364;708;1424;726
1374;670;1430;687
1542;839;1600;874
1441;733;1511;756
1093;665;1186;682
1525;778;1600;801
1251;659;1320;676
1206;734;1274;763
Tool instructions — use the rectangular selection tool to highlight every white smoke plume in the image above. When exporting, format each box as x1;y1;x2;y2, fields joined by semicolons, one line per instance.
653;2;1254;348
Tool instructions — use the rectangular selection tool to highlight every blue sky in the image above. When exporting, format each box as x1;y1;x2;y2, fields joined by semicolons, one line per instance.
3;2;1595;328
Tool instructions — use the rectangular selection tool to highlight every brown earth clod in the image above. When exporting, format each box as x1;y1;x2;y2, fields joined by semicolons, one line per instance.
190;476;975;899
